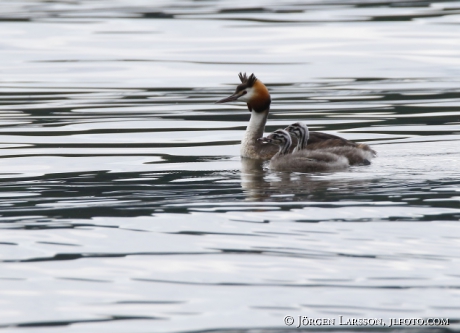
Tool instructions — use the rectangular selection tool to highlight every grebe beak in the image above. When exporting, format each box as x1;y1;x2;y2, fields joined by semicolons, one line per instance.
257;137;271;143
215;91;246;104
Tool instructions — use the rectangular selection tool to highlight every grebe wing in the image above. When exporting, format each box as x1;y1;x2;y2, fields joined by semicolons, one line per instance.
307;131;355;146
307;131;376;156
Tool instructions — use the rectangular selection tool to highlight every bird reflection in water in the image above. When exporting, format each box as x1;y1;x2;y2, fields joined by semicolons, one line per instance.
240;158;351;202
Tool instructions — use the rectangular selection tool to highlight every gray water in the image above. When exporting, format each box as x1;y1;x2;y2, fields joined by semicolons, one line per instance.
0;1;460;332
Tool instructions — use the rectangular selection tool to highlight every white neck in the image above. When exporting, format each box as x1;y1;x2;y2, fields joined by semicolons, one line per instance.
246;111;268;140
240;110;269;158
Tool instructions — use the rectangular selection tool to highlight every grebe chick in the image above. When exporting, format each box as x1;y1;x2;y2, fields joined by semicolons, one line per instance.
285;122;376;165
216;73;376;161
258;129;349;173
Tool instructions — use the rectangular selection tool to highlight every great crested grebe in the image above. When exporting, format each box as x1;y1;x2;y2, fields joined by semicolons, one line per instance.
258;129;349;172
216;73;376;161
285;122;376;165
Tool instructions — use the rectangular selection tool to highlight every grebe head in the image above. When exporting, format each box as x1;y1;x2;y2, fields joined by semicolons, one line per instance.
258;129;292;155
216;73;271;113
285;122;309;140
285;122;309;151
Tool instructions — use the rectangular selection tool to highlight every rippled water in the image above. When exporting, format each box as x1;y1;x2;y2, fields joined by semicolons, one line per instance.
1;1;460;332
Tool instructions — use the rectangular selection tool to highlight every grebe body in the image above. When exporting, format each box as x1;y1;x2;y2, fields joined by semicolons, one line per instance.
216;73;376;161
259;129;349;173
285;122;375;165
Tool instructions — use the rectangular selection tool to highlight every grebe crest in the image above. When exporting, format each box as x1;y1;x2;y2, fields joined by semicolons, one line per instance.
216;73;271;113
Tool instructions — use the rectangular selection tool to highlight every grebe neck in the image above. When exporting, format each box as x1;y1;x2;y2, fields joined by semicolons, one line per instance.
240;108;270;159
278;134;292;156
245;109;269;140
295;125;309;151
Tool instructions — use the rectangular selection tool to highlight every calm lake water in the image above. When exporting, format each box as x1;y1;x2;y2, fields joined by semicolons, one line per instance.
1;1;460;332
